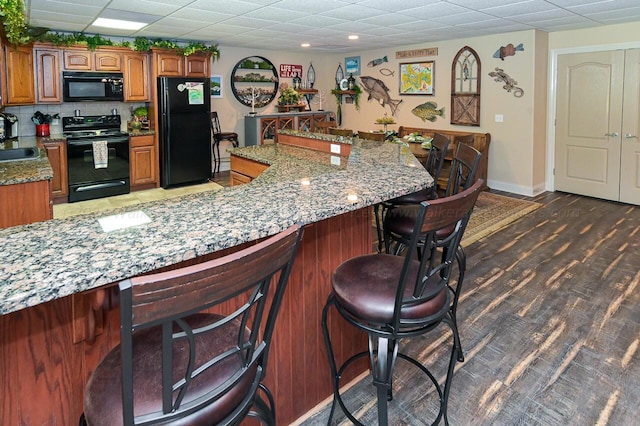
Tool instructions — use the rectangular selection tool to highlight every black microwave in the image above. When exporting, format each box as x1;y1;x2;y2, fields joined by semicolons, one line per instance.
62;71;124;102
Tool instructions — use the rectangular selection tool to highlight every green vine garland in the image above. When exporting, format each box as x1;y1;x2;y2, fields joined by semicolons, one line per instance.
0;0;220;59
330;85;362;126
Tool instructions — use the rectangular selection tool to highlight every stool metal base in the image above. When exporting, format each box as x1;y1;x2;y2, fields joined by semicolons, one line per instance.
322;298;459;426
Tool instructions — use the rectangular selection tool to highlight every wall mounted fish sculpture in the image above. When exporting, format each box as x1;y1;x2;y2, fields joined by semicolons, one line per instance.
359;76;402;116
411;101;445;122
367;56;388;67
493;43;524;60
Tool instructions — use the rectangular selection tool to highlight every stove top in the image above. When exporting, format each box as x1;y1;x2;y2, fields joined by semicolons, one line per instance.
62;114;122;132
63;115;128;140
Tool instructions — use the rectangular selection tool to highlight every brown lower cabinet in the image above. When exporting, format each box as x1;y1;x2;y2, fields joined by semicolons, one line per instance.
43;140;68;202
230;154;269;185
130;134;158;190
0;180;52;228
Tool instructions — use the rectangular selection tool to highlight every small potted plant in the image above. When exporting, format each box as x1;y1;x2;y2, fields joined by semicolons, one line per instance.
276;84;302;112
130;106;149;131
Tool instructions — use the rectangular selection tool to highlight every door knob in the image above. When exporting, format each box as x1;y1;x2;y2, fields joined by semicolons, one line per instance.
604;132;619;137
624;133;637;139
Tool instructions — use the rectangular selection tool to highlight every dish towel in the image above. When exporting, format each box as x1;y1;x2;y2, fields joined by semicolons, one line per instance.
92;140;108;169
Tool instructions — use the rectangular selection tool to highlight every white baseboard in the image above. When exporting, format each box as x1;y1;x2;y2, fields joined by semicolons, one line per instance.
487;179;546;197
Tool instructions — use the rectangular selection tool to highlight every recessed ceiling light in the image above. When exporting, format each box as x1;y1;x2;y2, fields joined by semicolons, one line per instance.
92;17;147;30
301;43;310;47
348;34;359;40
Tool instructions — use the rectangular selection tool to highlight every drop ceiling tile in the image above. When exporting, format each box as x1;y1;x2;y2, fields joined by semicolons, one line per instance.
399;2;470;19
270;0;351;14
581;6;640;20
244;6;307;22
568;0;640;14
358;0;441;12
481;0;558;18
319;4;387;20
430;11;500;26
104;0;190;16
28;9;95;25
507;9;575;23
189;0;266;14
289;15;349;28
168;9;234;23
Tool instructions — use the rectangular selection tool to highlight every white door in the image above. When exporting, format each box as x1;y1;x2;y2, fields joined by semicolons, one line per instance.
555;50;624;201
620;49;640;204
555;49;640;205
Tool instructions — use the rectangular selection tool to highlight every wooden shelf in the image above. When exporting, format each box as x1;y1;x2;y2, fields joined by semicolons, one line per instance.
297;88;318;94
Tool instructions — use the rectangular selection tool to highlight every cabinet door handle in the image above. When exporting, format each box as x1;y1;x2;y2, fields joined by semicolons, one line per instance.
625;133;637;139
604;132;619;137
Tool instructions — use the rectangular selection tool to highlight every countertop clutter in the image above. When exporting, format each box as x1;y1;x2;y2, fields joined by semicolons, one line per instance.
0;134;431;315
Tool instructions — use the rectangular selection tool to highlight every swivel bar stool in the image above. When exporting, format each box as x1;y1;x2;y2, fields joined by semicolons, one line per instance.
81;225;303;426
322;180;483;426
374;133;451;253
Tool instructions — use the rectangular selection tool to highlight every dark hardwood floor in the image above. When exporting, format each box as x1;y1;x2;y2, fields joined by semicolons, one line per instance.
299;190;640;425
213;169;639;424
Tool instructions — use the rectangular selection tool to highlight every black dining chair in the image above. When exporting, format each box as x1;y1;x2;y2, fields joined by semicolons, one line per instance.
211;111;239;175
322;180;483;426
81;224;303;426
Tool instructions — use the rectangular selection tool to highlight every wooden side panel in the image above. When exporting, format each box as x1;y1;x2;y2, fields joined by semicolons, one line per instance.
0;180;52;228
0;209;372;425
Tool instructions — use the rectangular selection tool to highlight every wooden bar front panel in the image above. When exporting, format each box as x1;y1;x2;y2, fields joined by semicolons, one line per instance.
0;208;372;425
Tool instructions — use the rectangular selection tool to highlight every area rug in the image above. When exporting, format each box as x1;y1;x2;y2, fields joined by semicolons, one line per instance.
461;192;541;246
372;192;541;250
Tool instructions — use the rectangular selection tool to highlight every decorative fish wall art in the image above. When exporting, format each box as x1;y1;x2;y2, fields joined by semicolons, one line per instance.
411;101;444;122
493;43;524;60
488;68;524;97
367;56;388;67
379;68;394;77
359;76;403;116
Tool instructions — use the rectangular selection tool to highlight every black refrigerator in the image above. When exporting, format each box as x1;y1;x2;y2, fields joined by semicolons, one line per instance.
158;77;211;188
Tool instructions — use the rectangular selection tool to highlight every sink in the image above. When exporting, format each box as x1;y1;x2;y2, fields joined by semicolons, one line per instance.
0;147;40;162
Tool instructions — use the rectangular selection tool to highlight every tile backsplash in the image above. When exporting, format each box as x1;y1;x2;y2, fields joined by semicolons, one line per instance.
3;101;147;137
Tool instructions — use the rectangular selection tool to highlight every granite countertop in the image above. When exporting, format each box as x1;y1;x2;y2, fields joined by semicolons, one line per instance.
0;138;54;185
0;136;431;315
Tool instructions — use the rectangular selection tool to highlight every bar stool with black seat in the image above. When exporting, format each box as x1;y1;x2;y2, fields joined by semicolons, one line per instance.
373;133;451;253
211;111;239;175
357;131;386;142
322;180;483;426
384;142;481;255
81;224;303;426
328;127;353;137
382;144;482;368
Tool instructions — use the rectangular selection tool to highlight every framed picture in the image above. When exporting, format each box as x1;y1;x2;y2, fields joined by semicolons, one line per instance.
210;75;223;98
399;61;435;95
345;56;361;76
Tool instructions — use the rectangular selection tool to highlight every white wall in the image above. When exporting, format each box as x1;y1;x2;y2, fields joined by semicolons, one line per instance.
215;23;640;193
336;30;541;195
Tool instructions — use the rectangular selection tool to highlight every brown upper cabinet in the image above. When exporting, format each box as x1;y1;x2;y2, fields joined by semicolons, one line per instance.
95;52;121;71
3;44;36;105
153;49;210;77
63;48;122;71
123;52;150;102
63;49;92;70
35;47;62;103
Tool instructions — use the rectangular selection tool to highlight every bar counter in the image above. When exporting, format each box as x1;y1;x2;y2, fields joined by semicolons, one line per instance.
0;132;432;424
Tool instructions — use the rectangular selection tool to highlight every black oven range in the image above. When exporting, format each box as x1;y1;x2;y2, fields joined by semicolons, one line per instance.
63;115;130;203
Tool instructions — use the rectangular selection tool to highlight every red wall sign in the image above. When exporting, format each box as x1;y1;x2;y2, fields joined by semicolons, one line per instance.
280;64;303;78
